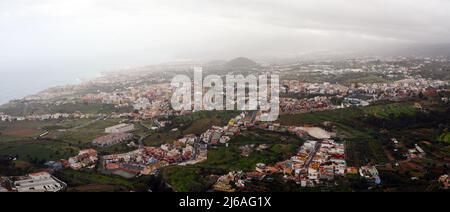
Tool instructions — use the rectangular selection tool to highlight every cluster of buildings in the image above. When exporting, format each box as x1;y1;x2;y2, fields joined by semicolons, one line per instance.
280;96;336;114
390;138;427;161
239;144;269;157
99;113;254;177
349;78;447;101
67;149;99;170
0;112;102;122
279;77;448;115
200;126;232;145
212;133;384;191
278;140;346;187
92;133;134;147
407;144;426;159
45;149;99;171
102;137;207;177
212;123;347;190
81;84;176;119
0;172;66;192
200;113;252;145
438;175;449;189
213;171;267;192
359;166;381;185
281;81;349;96
91;123;135;147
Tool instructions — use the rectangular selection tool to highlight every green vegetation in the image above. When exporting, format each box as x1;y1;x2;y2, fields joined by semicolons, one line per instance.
438;132;450;144
57;118;123;146
0;121;48;141
199;131;302;171
1;99;447;192
53;169;171;192
55;169;133;188
160;130;303;192
281;72;390;84
279;101;422;166
143;111;240;146
0;118;129;165
143;130;182;147
174;111;240;135
160;166;209;192
0;141;79;163
334;72;389;84
279;102;417;126
0;101;132;117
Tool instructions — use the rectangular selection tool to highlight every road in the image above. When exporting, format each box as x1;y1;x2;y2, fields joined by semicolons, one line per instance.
71;115;106;130
137;120;154;148
303;141;322;169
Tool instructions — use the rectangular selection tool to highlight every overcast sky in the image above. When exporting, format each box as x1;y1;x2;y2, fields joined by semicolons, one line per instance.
1;0;450;103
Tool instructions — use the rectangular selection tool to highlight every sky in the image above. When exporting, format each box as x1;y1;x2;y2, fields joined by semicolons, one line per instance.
1;0;450;103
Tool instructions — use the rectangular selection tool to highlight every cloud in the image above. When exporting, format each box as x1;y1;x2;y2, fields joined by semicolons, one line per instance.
1;0;450;65
1;0;450;103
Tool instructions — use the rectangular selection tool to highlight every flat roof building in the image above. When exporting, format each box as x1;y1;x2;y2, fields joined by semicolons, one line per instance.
13;172;65;192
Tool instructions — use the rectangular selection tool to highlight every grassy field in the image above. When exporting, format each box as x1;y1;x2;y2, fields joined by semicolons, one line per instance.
0;118;127;164
0;121;50;141
143;130;182;147
0;102;132;117
0;119;102;142
54;169;134;191
0;140;79;162
54;169;171;192
56;118;123;146
159;166;209;192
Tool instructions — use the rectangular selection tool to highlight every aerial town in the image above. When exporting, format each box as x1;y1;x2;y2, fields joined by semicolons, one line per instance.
0;56;449;192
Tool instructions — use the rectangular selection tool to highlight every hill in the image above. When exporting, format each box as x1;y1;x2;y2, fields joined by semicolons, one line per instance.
224;57;260;70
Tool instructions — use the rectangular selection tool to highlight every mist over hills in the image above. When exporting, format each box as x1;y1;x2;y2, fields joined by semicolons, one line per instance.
223;57;261;69
2;43;450;105
353;43;450;58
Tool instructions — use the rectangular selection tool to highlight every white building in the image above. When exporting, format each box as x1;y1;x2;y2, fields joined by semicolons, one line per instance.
13;172;65;192
133;97;151;110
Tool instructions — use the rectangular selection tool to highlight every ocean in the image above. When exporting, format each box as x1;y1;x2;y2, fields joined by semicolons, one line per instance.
0;69;100;105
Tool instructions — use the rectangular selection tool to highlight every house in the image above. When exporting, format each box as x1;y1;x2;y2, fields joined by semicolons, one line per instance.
255;163;267;173
359;166;380;184
415;144;425;155
219;136;231;144
438;175;449;189
211;131;223;145
68;149;98;170
346;167;359;175
414;103;423;110
308;168;319;180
